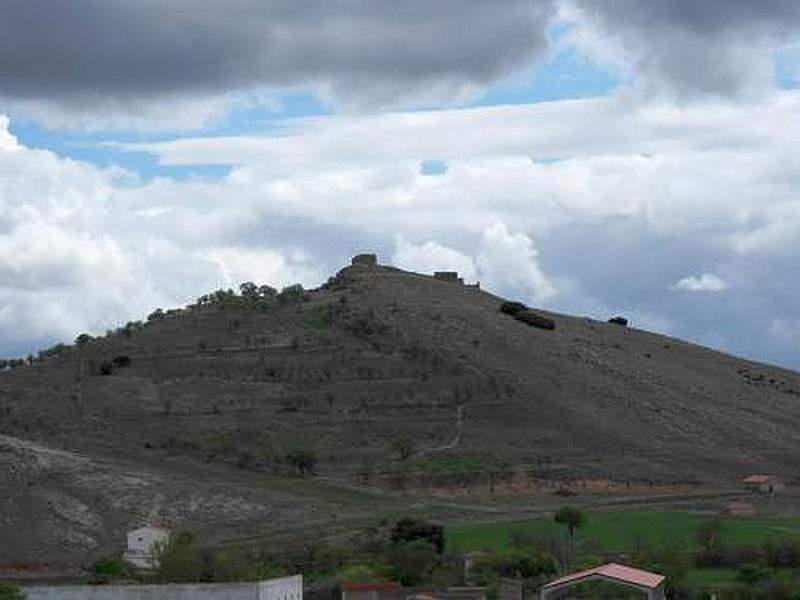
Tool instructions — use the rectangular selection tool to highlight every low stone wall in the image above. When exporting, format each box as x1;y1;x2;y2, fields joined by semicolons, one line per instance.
24;582;258;600
24;575;303;600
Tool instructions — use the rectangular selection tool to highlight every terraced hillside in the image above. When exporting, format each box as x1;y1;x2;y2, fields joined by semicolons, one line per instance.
1;260;799;569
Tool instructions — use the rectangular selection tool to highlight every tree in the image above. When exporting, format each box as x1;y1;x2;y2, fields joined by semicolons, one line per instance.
390;435;415;461
385;539;439;586
257;285;277;300
554;506;586;539
239;282;259;299
0;582;25;600
695;519;723;553
277;284;306;304
75;333;93;346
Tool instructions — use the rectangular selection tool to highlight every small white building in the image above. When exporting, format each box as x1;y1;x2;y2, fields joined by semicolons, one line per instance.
123;523;173;569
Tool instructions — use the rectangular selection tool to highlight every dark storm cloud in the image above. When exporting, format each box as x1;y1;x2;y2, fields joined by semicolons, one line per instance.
578;0;800;35
572;0;800;97
0;0;555;104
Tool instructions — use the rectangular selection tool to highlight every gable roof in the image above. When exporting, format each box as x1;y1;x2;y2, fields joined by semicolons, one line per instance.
741;474;774;484
128;522;173;535
543;563;665;590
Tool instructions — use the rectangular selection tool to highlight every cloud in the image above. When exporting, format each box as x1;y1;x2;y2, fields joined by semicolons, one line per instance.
0;0;556;126
671;273;729;293
566;0;800;98
393;239;478;281
3;90;800;368
392;225;556;306
0;116;321;353
477;223;556;303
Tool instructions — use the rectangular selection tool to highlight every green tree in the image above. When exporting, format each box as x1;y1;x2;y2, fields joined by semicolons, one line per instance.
155;531;204;583
385;539;439;586
239;282;259;298
554;506;586;539
0;581;25;600
695;519;724;553
390;435;415;461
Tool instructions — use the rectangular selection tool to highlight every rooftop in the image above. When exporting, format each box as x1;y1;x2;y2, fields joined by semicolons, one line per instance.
543;563;665;590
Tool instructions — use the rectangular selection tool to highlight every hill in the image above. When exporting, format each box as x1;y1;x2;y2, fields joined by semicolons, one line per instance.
1;257;799;571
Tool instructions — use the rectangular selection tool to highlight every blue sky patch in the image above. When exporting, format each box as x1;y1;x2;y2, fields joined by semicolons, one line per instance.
420;159;448;176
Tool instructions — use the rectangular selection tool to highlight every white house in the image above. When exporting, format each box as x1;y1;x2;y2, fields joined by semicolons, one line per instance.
123;524;173;569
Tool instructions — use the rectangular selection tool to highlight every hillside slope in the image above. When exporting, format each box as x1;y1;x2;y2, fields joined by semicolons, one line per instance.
2;260;799;568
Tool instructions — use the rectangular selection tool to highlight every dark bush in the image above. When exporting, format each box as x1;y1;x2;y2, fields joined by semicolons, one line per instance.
112;355;131;368
609;316;629;326
98;361;114;376
500;301;527;316
515;310;556;330
390;517;445;554
765;539;800;568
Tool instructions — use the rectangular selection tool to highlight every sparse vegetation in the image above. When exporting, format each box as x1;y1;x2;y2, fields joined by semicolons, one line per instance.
3;260;800;581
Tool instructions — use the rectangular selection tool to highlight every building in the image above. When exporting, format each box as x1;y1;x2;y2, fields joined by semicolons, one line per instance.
741;474;785;494
540;563;665;600
433;271;463;284
122;523;173;569
23;575;303;600
351;254;378;267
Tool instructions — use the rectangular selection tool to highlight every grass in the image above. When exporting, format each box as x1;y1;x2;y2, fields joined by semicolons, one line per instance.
446;510;800;555
685;568;799;587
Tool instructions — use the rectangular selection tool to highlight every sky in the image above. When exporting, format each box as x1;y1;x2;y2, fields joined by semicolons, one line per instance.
1;1;800;369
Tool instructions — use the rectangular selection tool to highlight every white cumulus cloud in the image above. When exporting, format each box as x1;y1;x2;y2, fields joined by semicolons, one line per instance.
672;273;729;292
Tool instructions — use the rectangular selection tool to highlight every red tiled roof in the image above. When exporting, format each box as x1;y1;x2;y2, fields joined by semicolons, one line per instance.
342;582;402;591
741;475;773;484
543;563;665;590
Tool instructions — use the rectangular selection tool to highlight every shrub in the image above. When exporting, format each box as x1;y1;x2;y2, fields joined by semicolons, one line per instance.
112;355;131;368
98;361;114;376
515;310;556;331
0;581;25;600
390;517;445;554
500;301;527;316
737;563;770;588
765;539;800;568
89;558;129;584
608;316;629;326
284;448;318;476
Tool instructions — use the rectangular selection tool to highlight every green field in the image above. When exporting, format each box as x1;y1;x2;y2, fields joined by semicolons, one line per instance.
446;511;800;555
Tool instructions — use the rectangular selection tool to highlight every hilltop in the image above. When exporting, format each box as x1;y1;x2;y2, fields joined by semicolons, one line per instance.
1;256;799;570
